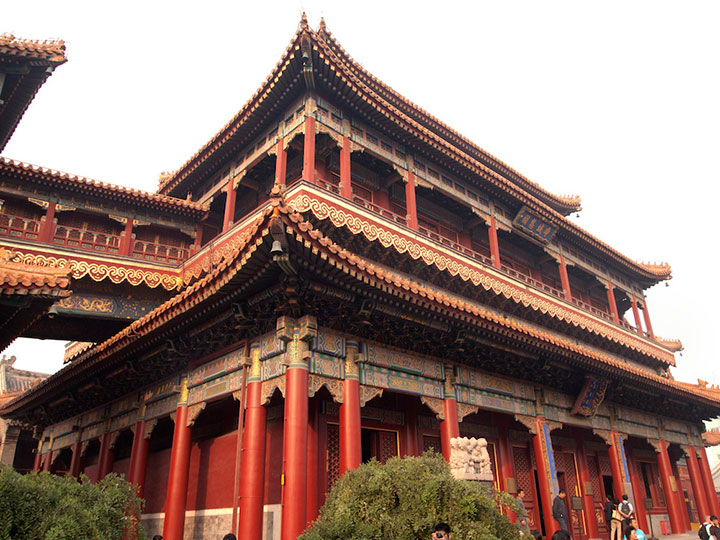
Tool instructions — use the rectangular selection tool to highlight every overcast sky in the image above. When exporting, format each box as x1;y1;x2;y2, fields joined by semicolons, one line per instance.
3;1;719;386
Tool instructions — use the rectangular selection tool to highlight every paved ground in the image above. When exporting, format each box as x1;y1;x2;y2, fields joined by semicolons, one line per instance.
653;532;697;540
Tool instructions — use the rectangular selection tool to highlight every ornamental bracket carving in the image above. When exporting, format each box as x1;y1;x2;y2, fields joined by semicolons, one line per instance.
420;396;445;421
261;378;286;405
308;374;343;404
592;428;613;446
457;403;480;422
647;438;663;453
514;414;538;435
359;385;383;407
187;402;207;427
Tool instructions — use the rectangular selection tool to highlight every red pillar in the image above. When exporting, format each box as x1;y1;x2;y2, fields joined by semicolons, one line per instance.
96;431;114;482
440;367;459;462
238;349;267;540
69;440;82;478
33;440;43;472
607;431;626;501
339;342;362;474
128;420;149;498
302;116;316;182
38;201;57;243
656;440;685;533
496;417;517;522
306;398;320;526
120;218;134;256
575;429;601;539
686;447;711;521
626;446;649;532
558;257;572;301
402;396;419;456
641;301;655;338
672;459;692;530
222;183;237;232
489;216;501;269
162;384;192;540
275;137;287;186
606;282;620;324
697;446;720;516
282;354;309;540
340;136;352;199
630;297;644;335
405;172;418;230
531;418;558;536
42;451;52;472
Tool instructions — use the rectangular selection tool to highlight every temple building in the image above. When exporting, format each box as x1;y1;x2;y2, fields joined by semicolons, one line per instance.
1;17;720;540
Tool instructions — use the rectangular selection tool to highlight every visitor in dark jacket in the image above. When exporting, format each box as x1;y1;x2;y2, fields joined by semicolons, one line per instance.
553;489;569;533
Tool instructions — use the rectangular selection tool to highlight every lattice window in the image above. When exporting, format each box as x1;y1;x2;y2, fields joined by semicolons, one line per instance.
326;424;340;491
423;435;441;454
513;445;538;530
379;431;397;464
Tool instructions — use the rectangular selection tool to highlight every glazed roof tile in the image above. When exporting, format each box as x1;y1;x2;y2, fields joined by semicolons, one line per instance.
0;157;208;216
0;192;712;419
156;19;669;284
0;247;71;295
0;34;67;64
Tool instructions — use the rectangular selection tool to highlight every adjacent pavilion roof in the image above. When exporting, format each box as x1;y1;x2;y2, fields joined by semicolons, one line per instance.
156;16;670;286
0;34;67;152
0;190;715;425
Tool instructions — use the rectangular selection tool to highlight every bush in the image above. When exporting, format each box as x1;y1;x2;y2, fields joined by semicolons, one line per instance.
0;466;146;540
300;452;521;540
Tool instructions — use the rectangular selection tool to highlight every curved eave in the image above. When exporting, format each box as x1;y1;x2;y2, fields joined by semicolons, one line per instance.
0;197;710;420
0;158;208;218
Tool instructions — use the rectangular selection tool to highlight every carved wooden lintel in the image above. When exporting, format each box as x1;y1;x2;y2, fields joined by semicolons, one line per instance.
392;163;409;182
359;385;383;407
647;438;663;454
144;418;159;440
261;378;286;406
308;374;343;404
592;428;613;446
547;421;563;433
421;396;445;421
108;430;120;450
187;402;207;427
28;197;49;209
514;414;538;435
80;439;91;457
316;123;344;148
457;403;480;422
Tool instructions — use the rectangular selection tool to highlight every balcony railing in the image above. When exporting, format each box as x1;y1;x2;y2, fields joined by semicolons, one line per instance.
352;196;408;226
54;225;120;253
133;240;189;264
0;214;40;240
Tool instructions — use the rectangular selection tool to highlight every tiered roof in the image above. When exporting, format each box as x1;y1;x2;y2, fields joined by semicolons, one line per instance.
0;34;67;152
156;17;670;286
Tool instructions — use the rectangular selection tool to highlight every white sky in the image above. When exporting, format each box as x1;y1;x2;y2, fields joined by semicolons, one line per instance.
3;1;719;385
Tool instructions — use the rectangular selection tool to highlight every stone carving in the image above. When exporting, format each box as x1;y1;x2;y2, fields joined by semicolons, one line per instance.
449;437;493;482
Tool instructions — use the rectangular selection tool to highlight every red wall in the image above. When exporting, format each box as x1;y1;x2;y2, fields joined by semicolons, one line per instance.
265;419;284;504
185;432;236;510
112;456;130;478
144;448;172;513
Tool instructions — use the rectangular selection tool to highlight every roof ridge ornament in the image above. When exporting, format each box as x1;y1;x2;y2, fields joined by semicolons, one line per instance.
299;11;309;31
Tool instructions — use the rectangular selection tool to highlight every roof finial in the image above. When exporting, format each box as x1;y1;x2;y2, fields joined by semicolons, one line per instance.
300;11;309;31
319;17;327;32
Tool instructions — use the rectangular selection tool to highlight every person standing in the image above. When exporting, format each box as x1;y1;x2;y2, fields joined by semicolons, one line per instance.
618;494;634;531
553;489;569;533
604;495;615;532
517;489;530;535
610;498;623;540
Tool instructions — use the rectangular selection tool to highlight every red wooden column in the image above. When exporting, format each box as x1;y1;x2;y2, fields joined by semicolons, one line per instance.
672;459;692;531
688;463;706;524
630;297;644;334
405;171;418;230
127;419;150;498
96;430;115;481
33;439;43;472
162;378;193;540
489;216;501;269
574;428;601;539
302;116;316;182
278;315;317;540
340;136;352;199
606;282;620;324
119;217;134;256
558;256;572;302
307;397;320;526
222;182;237;232
640;301;655;338
528;417;560;536
38;201;57;243
697;446;720;516
440;365;459;463
654;439;685;533
339;341;362;474
238;346;267;540
626;446;649;532
403;397;419;456
275;137;287;187
69;439;82;478
42;451;52;472
496;416;517;522
605;430;627;502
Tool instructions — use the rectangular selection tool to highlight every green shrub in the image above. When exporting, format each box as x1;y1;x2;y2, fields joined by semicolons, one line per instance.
300;452;521;540
0;466;146;540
